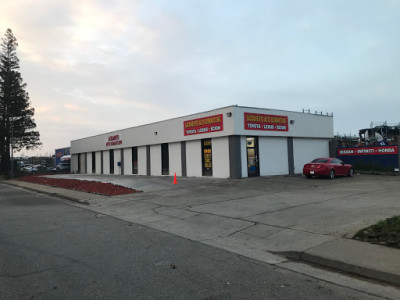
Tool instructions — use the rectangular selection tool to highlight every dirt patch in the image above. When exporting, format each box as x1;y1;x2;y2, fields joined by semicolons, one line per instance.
354;216;400;249
17;175;141;196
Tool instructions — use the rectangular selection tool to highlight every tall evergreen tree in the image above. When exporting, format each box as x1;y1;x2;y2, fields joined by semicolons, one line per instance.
0;28;41;174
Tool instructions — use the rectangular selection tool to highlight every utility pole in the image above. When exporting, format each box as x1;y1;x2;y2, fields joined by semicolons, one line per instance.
10;121;14;178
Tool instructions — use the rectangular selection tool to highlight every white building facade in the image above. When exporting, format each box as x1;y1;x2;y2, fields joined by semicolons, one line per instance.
70;106;333;178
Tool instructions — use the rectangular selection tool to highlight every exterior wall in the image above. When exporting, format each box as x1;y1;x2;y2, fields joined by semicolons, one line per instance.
71;154;79;173
169;142;182;176
114;149;122;175
86;152;93;174
150;145;162;176
71;106;236;154
123;148;133;175
293;138;330;174
186;140;202;177
138;146;147;175
240;136;248;178
212;137;230;178
259;137;288;176
79;153;86;173
70;105;334;178
233;106;333;139
95;151;101;174
103;150;110;174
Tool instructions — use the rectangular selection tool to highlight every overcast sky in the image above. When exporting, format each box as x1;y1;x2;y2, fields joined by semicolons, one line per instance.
1;0;399;155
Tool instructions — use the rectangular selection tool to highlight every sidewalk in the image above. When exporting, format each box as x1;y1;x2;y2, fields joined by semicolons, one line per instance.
4;174;400;290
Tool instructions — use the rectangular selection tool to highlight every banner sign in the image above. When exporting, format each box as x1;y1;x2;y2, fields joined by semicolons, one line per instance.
106;134;122;147
337;146;398;156
184;114;223;136
244;113;288;131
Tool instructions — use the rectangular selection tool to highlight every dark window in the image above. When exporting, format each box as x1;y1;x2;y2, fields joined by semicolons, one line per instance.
312;159;329;163
331;159;343;164
110;149;114;174
246;137;259;177
92;152;96;173
132;147;138;174
161;143;169;175
202;139;212;176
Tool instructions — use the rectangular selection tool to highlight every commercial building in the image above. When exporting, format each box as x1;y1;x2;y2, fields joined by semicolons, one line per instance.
70;106;333;178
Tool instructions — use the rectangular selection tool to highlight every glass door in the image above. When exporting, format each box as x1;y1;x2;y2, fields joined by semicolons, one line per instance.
246;137;259;177
202;139;212;176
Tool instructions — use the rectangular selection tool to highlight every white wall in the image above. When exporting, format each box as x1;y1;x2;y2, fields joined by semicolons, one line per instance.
78;153;86;173
212;137;230;178
233;106;333;139
86;153;92;174
114;149;122;175
169;142;182;176
95;151;101;174
138;146;147;175
150;145;161;176
71;106;236;154
186;140;202;177
103;150;110;174
71;154;79;173
293;138;330;174
259;137;288;176
123;148;133;175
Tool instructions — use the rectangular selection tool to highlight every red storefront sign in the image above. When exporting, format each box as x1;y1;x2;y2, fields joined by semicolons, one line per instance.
106;134;122;147
184;114;223;136
244;113;288;131
337;146;398;156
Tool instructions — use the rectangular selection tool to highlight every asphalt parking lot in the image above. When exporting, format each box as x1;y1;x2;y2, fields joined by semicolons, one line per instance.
7;173;400;291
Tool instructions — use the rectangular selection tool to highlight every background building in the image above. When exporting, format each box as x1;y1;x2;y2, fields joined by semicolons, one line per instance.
71;106;333;178
55;147;71;166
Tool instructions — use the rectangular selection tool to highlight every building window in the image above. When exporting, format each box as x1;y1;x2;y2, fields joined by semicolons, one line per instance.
110;149;114;174
161;143;169;175
202;139;212;176
132;147;138;174
92;152;96;173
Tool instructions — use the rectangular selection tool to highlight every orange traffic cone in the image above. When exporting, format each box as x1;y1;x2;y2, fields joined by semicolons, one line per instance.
173;173;178;184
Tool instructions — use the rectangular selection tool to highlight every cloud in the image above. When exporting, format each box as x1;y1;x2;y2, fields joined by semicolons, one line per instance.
1;0;400;155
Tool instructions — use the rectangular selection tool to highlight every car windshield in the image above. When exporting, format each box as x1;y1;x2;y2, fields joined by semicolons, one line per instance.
311;159;329;163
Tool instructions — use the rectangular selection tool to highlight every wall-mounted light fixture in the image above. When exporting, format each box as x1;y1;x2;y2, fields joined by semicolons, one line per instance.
154;131;158;135
226;112;232;117
290;120;295;124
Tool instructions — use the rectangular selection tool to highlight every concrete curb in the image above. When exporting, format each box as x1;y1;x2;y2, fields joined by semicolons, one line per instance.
4;180;90;205
278;239;400;287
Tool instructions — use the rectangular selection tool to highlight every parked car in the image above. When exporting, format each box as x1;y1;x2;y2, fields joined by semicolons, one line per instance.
22;164;37;174
303;158;354;179
56;162;70;173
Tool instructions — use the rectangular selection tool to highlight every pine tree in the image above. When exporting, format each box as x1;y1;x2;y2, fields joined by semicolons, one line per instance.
0;28;41;174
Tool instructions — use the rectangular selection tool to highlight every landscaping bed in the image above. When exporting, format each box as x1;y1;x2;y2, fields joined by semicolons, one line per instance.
17;175;141;196
353;216;400;249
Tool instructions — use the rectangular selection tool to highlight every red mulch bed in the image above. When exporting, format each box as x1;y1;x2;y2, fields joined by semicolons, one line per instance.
17;175;141;196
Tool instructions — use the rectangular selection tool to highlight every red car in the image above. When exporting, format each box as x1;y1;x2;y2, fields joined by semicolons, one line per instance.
303;158;354;179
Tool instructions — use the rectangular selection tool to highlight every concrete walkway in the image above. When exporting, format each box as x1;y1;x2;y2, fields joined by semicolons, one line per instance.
5;174;400;295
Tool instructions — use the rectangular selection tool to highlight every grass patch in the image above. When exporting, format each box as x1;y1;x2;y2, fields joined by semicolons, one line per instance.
354;216;400;249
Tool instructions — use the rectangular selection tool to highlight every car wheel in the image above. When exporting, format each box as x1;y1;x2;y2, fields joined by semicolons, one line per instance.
329;169;335;179
348;168;354;177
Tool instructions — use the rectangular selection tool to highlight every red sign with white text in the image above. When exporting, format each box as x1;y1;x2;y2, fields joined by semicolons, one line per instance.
337;146;398;156
184;114;223;136
244;113;288;131
106;134;122;147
